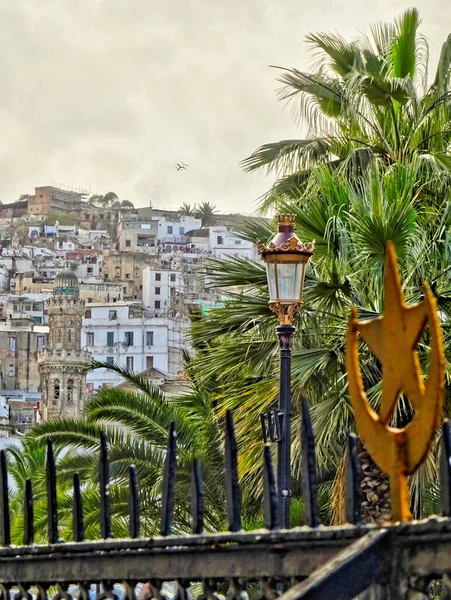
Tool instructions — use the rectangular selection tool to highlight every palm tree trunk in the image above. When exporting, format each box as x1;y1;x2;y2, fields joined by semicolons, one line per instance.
332;439;391;524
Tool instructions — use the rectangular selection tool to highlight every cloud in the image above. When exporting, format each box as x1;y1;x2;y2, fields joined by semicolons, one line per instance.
0;0;448;211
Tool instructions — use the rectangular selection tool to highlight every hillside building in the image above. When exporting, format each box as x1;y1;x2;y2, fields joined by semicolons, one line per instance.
82;301;188;392
0;316;48;392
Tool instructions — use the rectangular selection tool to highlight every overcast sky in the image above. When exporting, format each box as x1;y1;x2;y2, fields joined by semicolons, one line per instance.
0;1;449;212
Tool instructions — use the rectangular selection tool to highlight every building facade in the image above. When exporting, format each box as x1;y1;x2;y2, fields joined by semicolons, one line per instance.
82;301;188;391
0;316;47;392
102;251;155;300
38;270;91;421
117;215;158;254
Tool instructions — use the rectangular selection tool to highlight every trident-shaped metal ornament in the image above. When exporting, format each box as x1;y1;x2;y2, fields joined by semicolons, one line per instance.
346;241;445;522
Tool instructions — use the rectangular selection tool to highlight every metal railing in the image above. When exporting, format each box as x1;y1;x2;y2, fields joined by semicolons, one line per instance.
0;407;451;598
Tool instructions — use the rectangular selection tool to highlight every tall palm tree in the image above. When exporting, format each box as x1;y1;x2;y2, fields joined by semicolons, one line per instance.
179;202;195;216
241;9;451;211
195;202;218;227
189;162;451;522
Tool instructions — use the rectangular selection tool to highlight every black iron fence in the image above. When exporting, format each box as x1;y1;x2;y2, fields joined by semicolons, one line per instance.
0;404;451;599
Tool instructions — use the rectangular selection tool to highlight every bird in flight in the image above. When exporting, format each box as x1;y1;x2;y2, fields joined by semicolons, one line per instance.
175;162;188;171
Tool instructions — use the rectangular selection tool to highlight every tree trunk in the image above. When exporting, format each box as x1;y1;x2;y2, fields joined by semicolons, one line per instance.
332;439;391;524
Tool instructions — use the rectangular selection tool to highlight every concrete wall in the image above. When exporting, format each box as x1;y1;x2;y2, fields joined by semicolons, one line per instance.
0;324;48;392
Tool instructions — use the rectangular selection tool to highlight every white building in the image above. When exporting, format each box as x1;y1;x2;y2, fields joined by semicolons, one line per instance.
207;227;256;260
142;266;183;313
82;302;188;391
157;215;201;245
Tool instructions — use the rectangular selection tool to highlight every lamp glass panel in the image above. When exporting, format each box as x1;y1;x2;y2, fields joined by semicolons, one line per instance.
266;263;278;301
275;261;304;302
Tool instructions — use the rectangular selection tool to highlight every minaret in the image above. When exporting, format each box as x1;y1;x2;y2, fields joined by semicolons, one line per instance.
38;270;91;421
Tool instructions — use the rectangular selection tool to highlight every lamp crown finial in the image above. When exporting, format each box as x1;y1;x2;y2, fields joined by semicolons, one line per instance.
276;214;296;225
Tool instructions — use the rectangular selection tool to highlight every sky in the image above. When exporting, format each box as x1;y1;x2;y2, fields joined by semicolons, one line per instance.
0;1;449;213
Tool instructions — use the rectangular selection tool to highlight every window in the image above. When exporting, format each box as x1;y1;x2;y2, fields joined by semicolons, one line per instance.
155;287;161;295
87;266;93;274
126;240;131;248
85;309;92;318
106;356;114;365
167;225;173;234
155;301;161;309
67;379;73;404
86;332;94;346
8;336;16;352
87;297;93;303
109;310;117;320
67;329;72;343
146;356;154;369
107;332;115;346
32;303;41;311
146;331;154;346
235;239;241;245
217;236;223;245
155;273;161;281
170;273;176;282
37;335;44;349
54;379;60;400
58;241;64;249
179;226;184;235
124;332;134;346
126;356;134;371
125;273;130;279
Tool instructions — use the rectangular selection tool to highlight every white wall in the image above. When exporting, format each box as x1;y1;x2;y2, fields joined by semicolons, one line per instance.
142;267;183;312
157;215;201;243
208;227;256;260
82;303;170;390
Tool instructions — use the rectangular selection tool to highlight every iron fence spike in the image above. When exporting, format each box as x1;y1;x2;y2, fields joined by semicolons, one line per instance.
46;438;58;544
191;459;204;535
225;410;242;532
0;450;10;546
24;479;34;546
128;466;140;539
99;431;112;539
345;433;362;525
301;398;320;527
441;420;451;517
73;473;85;542
263;444;279;530
160;421;177;536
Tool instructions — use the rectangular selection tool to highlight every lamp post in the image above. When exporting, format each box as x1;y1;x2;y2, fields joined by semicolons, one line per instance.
258;215;314;529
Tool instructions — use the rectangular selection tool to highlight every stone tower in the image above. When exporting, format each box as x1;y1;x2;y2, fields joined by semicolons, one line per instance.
38;270;91;421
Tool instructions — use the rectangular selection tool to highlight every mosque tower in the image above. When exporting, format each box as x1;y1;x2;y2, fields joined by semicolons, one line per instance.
38;270;92;421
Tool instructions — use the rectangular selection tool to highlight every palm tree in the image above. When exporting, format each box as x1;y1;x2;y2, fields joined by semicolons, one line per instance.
11;361;250;540
189;162;451;522
179;202;195;216
241;9;451;211
195;202;218;227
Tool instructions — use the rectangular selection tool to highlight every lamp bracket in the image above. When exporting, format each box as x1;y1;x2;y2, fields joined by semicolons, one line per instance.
269;301;302;325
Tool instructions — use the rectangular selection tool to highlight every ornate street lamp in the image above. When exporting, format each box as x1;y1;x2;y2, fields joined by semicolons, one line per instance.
258;214;314;528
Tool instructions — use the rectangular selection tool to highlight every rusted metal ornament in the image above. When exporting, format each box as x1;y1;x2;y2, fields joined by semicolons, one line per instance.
346;241;445;522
